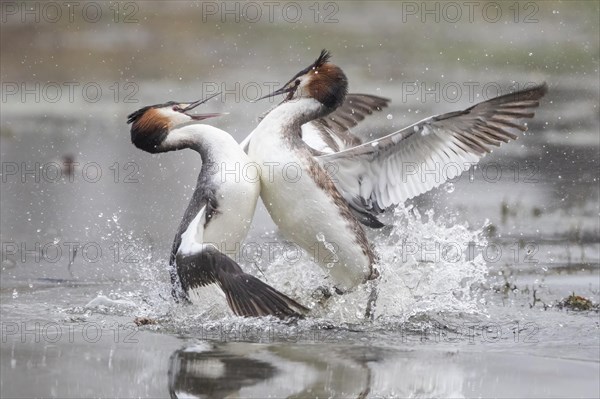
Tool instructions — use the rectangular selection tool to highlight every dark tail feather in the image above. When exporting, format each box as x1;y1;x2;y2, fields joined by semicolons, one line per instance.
350;206;385;228
219;272;308;319
177;246;308;319
347;197;386;228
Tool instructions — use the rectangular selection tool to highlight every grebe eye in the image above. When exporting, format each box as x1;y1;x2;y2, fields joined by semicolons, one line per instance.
295;79;300;86
172;105;182;111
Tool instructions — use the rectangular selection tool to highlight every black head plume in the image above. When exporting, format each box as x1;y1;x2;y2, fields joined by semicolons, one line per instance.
312;49;331;70
127;101;177;125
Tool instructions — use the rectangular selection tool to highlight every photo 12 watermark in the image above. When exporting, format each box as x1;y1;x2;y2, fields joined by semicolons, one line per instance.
200;1;340;24
399;1;539;24
1;1;139;24
200;81;282;103
188;321;344;343
2;240;148;266
400;81;543;104
1;82;139;104
397;240;539;265
1;161;140;184
400;320;540;344
1;321;139;344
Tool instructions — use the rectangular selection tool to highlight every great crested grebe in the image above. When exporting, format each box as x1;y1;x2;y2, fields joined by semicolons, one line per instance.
247;49;547;296
127;95;307;318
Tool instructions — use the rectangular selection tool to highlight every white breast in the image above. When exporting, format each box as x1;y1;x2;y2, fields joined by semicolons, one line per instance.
248;123;370;291
171;124;261;258
203;150;260;259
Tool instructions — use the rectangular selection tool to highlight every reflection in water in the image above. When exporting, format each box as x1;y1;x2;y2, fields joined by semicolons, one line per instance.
167;341;466;398
168;342;363;398
168;342;278;399
167;340;600;398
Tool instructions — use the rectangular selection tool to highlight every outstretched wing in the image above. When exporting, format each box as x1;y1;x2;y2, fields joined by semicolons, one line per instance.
318;83;548;213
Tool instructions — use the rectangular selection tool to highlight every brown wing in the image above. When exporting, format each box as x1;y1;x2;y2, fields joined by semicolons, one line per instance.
301;94;391;153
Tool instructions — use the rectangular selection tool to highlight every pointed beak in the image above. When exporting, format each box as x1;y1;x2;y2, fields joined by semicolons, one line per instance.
253;84;295;102
189;112;228;121
181;92;227;120
182;92;221;111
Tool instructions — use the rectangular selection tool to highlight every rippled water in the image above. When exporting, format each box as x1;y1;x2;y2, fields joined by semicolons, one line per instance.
1;1;599;397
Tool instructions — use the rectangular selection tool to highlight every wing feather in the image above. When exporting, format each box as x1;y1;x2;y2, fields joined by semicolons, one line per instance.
302;93;391;152
318;83;548;213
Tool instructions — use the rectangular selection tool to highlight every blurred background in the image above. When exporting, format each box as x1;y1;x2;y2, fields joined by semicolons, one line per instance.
2;0;598;269
1;1;599;397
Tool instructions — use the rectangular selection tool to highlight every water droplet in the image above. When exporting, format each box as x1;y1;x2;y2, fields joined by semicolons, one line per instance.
386;114;393;120
412;208;421;220
444;183;455;193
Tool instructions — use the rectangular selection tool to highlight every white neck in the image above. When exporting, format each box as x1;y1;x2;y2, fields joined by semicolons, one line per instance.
162;123;240;160
255;98;325;131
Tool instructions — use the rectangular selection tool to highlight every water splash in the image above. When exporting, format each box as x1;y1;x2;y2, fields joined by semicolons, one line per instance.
70;204;488;333
370;205;488;323
316;231;340;268
238;204;488;326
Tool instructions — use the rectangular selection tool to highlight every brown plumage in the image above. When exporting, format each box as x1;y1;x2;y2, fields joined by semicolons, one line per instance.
305;62;348;110
133;108;170;134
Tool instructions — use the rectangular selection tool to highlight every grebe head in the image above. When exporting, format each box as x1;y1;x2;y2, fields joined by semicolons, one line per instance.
257;49;348;110
127;93;224;153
